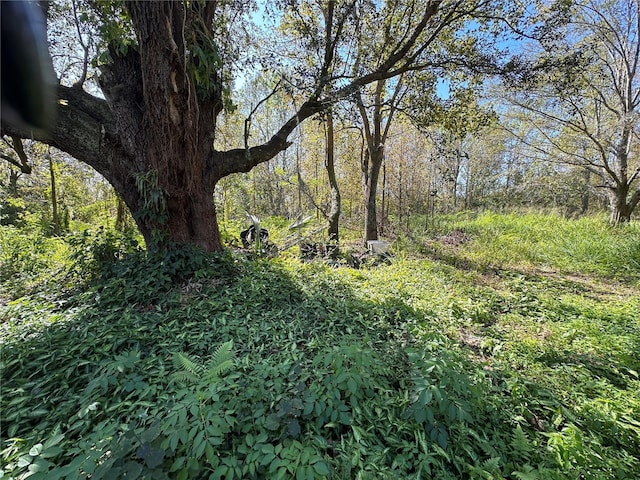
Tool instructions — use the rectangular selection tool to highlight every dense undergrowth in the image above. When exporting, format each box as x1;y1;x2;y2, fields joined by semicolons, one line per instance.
1;212;639;479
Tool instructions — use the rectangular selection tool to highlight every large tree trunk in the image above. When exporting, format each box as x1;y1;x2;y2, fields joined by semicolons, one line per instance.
159;182;223;250
607;185;633;225
120;3;221;250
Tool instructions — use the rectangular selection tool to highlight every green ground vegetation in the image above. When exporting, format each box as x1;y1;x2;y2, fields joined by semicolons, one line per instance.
1;212;639;479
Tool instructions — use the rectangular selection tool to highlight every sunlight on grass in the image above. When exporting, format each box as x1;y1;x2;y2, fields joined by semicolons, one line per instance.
425;211;640;280
0;226;70;299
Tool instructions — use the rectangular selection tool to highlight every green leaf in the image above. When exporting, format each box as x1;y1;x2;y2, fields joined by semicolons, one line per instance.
414;407;427;423
287;419;301;438
260;452;276;466
265;414;280;431
146;448;165;469
140;422;161;443
28;458;52;472
417;388;433;406
346;377;358;396
437;430;448;449
39;446;64;459
312;460;330;476
29;443;43;456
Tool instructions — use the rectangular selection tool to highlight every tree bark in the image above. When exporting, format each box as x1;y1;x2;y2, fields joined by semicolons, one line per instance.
580;168;590;215
325;109;341;244
125;2;223;250
381;159;387;236
115;196;126;232
607;184;633;224
602;131;639;224
363;147;384;242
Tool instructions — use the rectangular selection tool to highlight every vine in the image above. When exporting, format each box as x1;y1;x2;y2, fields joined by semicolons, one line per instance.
187;15;235;112
132;170;168;246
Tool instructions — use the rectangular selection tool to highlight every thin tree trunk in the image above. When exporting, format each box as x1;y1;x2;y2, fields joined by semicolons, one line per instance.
580;169;591;215
381;160;387;236
325;109;341;245
364;147;384;242
296;143;303;216
115;196;126;232
397;161;403;232
357;78;401;243
48;152;60;236
8;170;19;196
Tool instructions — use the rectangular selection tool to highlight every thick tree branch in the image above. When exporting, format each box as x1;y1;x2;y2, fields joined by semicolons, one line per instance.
1;84;118;178
215;98;324;178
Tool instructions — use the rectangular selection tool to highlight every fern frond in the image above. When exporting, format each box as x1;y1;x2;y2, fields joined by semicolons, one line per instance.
172;351;205;377
170;343;234;386
511;424;533;455
205;340;235;380
170;370;200;385
481;456;502;473
512;466;540;480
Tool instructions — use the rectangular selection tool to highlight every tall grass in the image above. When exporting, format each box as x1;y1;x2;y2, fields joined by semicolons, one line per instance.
0;226;70;298
419;211;640;280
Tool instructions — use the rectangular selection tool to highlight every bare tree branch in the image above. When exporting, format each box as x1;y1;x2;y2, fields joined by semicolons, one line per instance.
0;136;33;173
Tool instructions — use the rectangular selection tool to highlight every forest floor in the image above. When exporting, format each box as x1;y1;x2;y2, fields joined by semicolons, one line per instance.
1;211;639;479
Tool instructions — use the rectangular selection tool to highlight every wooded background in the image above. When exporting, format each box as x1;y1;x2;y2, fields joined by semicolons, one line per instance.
1;0;638;249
